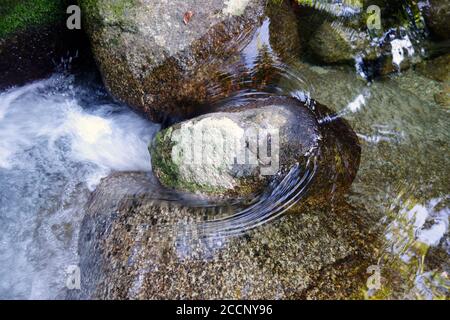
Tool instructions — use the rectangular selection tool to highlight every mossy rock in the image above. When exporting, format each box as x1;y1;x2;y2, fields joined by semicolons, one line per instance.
150;96;361;201
0;0;88;89
309;21;369;64
0;0;67;38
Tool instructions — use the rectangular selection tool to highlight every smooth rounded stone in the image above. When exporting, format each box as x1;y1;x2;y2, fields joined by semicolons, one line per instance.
424;0;450;40
80;0;266;122
308;21;372;65
71;171;377;299
0;0;87;89
150;96;361;200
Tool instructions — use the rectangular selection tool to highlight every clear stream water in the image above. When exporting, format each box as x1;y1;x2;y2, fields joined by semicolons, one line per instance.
0;3;449;299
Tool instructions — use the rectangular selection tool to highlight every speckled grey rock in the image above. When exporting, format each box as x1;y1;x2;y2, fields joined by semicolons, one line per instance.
80;0;266;122
265;0;302;62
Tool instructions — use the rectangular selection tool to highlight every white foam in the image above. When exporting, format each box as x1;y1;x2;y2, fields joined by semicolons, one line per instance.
0;75;159;299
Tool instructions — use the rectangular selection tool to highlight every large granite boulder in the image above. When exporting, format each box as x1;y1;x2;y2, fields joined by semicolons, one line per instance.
0;0;87;89
80;0;267;122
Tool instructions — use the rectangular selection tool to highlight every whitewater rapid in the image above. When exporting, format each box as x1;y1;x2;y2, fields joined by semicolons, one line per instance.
0;74;159;299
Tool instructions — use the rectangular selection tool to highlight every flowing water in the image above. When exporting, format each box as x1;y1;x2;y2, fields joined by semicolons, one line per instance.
0;1;449;299
0;75;160;299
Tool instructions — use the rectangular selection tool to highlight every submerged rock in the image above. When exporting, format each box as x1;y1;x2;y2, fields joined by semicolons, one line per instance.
416;54;450;83
72;172;377;299
80;0;266;122
308;21;371;64
424;0;450;40
415;54;450;108
150;96;361;200
265;0;302;62
296;0;434;78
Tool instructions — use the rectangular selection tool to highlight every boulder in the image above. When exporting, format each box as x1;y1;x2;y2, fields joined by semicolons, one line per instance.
265;0;302;62
0;0;88;89
424;0;450;40
80;0;267;122
150;96;361;200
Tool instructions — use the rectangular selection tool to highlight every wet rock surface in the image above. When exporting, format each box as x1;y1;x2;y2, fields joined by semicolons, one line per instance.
150;96;318;197
0;0;89;89
416;53;450;83
293;0;448;79
80;0;267;122
71;92;363;299
265;0;302;62
308;21;369;65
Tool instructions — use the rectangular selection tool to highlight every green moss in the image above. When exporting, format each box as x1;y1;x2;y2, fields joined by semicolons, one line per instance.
79;0;101;24
80;0;137;30
291;0;363;9
150;127;229;196
0;0;68;38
